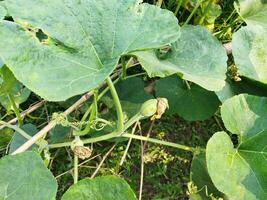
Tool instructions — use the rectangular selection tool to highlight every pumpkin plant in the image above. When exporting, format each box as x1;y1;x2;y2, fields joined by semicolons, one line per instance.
0;0;266;199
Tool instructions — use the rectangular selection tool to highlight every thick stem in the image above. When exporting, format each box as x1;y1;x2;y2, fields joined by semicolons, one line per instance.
7;93;23;126
106;77;124;133
49;131;197;153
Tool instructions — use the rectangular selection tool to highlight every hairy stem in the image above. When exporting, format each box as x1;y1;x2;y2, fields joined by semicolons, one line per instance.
123;133;197;152
49;130;197;153
106;76;124;133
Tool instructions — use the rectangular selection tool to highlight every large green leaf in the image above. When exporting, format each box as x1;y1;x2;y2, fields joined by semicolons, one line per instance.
206;94;267;200
232;26;267;84
61;176;137;200
0;0;180;101
155;76;220;121
235;0;267;29
132;25;227;91
0;151;57;200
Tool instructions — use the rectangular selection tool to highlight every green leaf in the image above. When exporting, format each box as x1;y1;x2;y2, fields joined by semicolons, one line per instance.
215;80;236;102
0;0;180;101
190;153;222;200
155;76;220;121
215;78;267;102
0;1;6;19
235;0;267;29
0;66;30;111
195;1;222;31
0;128;13;147
0;58;4;68
232;26;267;84
61;176;137;200
221;94;267;139
9;124;38;154
0;83;31;111
0;151;57;200
132;25;227;91
206;94;267;200
48;125;71;144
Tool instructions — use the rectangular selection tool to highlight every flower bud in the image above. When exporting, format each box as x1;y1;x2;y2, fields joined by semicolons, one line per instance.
139;99;158;118
152;97;169;120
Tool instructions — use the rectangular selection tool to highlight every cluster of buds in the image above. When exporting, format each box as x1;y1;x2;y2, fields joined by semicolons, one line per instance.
52;112;69;126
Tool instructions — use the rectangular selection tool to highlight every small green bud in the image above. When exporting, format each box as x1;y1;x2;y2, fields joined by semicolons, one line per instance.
140;99;158;118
